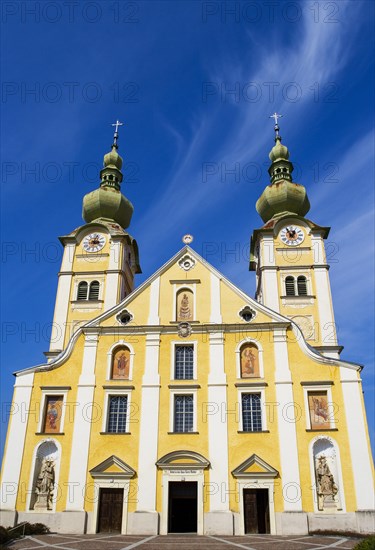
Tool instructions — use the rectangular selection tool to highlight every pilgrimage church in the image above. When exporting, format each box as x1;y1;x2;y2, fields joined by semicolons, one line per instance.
1;117;374;536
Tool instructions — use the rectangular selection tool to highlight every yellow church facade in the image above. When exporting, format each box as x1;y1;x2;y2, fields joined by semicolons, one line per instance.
1;121;374;536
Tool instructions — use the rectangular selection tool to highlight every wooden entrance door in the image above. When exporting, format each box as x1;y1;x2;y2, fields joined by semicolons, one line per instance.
98;488;123;533
243;489;269;534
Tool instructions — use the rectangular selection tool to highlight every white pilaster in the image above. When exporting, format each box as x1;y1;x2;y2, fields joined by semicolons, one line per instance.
136;333;161;511
50;242;75;350
208;331;230;511
273;328;302;511
148;277;160;325
65;333;98;511
340;367;375;510
104;240;122;310
210;273;222;323
260;235;279;312
0;373;34;510
314;267;337;346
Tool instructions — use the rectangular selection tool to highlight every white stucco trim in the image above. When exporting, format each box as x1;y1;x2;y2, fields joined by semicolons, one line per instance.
65;333;98;511
160;470;204;535
262;269;280;313
302;385;336;430
237;478;276;535
235;338;264;379
210;272;222;323
314;267;337;346
136;333;161;512
148;276;160;325
106;340;135;381
339;367;375;510
170;340;197;380
101;388;133;433
308;435;346;513
0;372;34;510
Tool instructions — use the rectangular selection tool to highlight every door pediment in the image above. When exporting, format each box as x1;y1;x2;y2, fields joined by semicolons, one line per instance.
232;454;278;478
156;450;210;470
90;455;135;479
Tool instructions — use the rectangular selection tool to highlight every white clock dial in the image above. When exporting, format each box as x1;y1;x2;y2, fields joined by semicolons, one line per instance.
82;233;106;253
280;225;304;246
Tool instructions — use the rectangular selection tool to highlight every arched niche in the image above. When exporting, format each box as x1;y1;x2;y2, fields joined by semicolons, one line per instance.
176;288;194;322
312;437;343;512
240;342;260;378
29;440;59;511
111;345;131;380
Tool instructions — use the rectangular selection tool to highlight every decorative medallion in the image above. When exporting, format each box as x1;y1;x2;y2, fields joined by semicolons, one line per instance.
178;322;192;338
178;254;196;271
182;234;193;244
239;306;256;323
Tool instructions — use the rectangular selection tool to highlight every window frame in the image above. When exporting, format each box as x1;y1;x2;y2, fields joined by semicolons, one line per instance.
37;387;70;434
73;276;104;303
237;387;267;432
170;341;197;380
102;388;132;434
302;384;336;430
283;273;311;297
169;388;197;433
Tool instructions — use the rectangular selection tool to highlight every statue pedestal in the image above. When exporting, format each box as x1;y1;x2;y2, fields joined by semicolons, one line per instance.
34;493;51;511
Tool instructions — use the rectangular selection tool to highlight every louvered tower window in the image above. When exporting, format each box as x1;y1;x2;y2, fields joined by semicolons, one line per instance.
297;276;308;296
285;276;295;296
89;281;100;300
77;281;88;300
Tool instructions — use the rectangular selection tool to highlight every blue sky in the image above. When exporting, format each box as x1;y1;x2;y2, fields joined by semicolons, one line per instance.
1;0;374;458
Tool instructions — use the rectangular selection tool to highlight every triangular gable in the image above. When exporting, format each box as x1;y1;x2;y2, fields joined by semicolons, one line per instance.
86;245;286;328
90;455;135;479
232;454;278;478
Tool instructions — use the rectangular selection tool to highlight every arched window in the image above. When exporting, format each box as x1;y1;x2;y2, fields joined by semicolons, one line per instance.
77;281;88;300
176;289;194;322
240;343;260;378
88;281;100;300
297;276;308;296
111;346;130;379
285;276;295;296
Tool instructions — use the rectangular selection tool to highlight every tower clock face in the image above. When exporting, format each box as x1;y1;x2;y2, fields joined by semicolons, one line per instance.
280;225;304;246
82;233;106;253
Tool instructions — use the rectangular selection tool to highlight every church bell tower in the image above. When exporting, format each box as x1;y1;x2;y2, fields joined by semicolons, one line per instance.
250;115;341;359
47;122;141;358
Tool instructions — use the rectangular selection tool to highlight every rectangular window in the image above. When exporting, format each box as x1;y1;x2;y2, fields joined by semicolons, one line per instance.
174;395;194;432
308;390;330;430
174;345;194;379
107;395;128;433
242;393;262;432
43;395;64;433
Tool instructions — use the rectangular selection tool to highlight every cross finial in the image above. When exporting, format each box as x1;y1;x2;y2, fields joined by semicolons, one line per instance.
269;112;283;140
111;119;124;148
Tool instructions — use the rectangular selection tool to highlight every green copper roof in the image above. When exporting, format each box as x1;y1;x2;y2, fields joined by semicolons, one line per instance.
82;142;133;229
256;130;310;223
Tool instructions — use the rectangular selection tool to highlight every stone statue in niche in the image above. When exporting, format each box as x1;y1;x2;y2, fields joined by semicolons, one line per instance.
178;292;193;321
316;455;338;511
34;458;55;510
